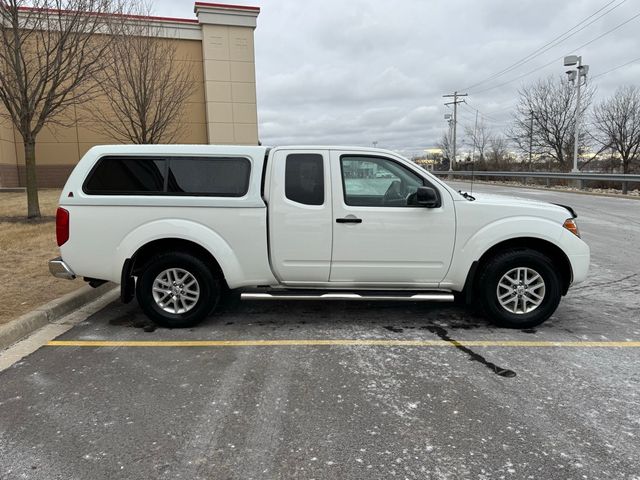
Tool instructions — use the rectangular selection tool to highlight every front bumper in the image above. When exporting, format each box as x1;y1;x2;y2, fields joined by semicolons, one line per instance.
49;257;76;280
557;227;590;287
568;253;590;285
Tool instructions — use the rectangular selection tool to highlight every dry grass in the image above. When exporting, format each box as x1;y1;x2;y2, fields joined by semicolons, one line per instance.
0;189;83;325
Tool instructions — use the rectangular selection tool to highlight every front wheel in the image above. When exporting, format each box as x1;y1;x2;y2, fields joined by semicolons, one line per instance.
477;249;562;329
136;252;220;328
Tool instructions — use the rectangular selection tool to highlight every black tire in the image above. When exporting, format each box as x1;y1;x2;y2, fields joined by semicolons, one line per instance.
476;248;562;329
136;252;220;328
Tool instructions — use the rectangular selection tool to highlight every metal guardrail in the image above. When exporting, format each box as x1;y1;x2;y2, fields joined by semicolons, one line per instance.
431;171;640;182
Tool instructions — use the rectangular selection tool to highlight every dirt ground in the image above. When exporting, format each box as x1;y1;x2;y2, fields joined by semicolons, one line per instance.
0;189;82;325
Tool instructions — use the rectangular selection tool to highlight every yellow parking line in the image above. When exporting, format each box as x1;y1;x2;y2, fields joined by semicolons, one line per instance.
46;339;640;348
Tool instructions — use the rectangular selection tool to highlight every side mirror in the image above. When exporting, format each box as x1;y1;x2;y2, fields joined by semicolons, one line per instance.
416;186;440;208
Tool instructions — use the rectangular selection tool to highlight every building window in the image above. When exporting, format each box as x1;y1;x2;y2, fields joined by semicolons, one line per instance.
285;154;324;206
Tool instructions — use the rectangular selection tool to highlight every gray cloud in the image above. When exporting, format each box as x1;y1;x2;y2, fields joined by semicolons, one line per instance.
154;0;640;156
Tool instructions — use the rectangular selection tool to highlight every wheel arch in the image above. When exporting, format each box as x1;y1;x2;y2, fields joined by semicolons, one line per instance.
121;237;230;303
462;237;573;304
132;238;224;276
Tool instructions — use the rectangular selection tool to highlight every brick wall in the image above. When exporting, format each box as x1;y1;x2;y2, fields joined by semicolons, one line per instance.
16;165;75;188
0;163;19;188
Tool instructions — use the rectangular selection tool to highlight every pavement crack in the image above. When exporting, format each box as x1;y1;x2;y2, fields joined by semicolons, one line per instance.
572;272;638;291
425;325;517;378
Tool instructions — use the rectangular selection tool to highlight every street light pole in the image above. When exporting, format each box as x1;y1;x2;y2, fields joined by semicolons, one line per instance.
572;56;583;173
564;55;589;173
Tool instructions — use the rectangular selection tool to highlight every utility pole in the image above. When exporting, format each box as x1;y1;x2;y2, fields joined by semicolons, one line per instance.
528;109;533;171
443;91;468;171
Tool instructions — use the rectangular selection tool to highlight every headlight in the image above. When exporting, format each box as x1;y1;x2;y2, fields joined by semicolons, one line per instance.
563;218;580;238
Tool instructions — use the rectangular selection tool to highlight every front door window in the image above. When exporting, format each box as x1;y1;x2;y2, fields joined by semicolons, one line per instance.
341;156;425;207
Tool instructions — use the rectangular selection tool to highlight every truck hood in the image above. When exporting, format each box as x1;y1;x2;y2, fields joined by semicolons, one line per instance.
459;191;577;219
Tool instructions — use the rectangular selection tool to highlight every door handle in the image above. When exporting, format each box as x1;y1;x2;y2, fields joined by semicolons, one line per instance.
336;217;362;224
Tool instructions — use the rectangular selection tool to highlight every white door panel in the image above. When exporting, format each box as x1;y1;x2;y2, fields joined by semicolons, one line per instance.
330;151;455;285
268;149;333;283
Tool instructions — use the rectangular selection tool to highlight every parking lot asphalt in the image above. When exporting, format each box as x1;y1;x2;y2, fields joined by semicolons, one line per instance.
1;183;639;480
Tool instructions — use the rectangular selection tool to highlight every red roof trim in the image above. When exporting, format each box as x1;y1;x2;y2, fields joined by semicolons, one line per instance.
194;2;260;12
16;6;200;25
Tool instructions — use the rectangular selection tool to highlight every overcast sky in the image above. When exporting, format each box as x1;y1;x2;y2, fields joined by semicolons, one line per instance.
155;0;639;155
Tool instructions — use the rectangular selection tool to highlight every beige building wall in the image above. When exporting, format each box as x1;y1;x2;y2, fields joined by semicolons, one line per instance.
0;2;260;188
200;24;259;144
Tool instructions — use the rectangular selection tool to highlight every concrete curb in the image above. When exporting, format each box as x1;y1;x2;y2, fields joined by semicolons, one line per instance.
0;282;116;350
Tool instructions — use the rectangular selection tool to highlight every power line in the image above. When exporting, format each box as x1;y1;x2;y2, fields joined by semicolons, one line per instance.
462;102;505;124
462;0;625;91
592;56;640;79
469;10;640;95
469;102;518;116
487;105;518;117
450;101;509;132
461;101;515;130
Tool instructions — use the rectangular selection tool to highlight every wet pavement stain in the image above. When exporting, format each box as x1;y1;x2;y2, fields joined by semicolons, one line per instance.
108;312;137;327
384;326;404;333
108;312;156;332
425;325;517;378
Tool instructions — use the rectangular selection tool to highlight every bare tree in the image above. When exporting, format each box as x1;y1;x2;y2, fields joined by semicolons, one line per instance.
0;0;127;218
437;129;453;168
486;134;511;170
508;76;593;172
464;119;491;161
592;86;640;185
92;10;195;144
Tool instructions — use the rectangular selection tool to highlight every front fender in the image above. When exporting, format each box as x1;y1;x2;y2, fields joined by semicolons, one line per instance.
442;216;566;290
114;219;244;287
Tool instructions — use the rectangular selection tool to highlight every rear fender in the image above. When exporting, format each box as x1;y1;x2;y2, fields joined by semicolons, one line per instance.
114;219;244;287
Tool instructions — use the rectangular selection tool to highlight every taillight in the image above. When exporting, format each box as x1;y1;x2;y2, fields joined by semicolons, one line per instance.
56;207;69;246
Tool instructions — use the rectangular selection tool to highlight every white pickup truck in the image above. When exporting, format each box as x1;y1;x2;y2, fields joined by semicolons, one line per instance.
49;145;589;329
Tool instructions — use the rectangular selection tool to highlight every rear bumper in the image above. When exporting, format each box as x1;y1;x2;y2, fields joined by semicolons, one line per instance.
49;257;76;280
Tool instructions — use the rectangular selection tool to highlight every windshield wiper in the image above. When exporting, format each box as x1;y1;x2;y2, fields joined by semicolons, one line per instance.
458;190;475;201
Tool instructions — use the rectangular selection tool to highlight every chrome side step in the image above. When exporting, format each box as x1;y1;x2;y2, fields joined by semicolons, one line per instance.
241;292;454;302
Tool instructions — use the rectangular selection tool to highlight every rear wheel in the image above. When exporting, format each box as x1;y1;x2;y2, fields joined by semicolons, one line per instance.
477;249;562;329
136;252;220;328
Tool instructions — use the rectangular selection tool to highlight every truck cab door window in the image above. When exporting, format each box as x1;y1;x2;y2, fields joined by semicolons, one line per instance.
340;156;426;207
285;154;324;205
